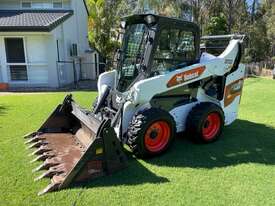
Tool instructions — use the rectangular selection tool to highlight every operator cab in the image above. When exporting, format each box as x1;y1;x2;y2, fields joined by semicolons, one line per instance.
117;14;200;92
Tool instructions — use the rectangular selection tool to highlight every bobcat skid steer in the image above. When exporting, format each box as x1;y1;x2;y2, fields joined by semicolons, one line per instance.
24;14;245;195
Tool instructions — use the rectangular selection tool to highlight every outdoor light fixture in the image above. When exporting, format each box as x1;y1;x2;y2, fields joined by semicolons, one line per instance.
120;21;126;29
144;15;156;26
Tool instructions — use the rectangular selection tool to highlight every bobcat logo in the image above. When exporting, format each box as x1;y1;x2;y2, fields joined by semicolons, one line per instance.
168;66;206;87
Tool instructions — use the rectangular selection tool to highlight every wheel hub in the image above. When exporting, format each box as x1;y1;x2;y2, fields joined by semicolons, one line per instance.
204;120;210;128
202;113;221;141
149;130;159;139
144;121;171;153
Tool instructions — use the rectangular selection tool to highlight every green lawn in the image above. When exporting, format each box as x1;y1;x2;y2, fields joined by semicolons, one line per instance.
1;78;275;206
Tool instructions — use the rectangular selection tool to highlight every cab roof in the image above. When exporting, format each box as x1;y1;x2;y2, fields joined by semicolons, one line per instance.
123;14;200;34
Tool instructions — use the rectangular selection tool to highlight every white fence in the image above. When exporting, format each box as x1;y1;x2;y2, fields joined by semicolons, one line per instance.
245;62;274;78
6;63;48;86
57;61;106;87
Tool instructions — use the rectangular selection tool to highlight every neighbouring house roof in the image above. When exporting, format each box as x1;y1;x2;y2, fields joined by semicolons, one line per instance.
0;10;73;32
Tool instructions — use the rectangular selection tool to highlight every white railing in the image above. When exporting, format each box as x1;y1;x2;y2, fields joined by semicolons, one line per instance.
6;62;48;85
57;61;106;87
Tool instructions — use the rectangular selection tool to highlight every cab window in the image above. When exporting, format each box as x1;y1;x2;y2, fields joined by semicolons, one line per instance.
151;29;196;76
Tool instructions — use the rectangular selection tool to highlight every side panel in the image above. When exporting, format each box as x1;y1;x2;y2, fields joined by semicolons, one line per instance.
97;70;117;98
221;64;245;125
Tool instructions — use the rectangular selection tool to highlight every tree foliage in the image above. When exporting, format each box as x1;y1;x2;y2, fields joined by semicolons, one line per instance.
265;0;275;57
87;0;275;62
87;0;121;59
205;15;228;35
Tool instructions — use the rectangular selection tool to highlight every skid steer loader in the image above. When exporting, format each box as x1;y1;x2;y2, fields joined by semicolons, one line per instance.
24;14;246;195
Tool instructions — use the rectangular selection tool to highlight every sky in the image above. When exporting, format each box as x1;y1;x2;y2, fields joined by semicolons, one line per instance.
246;0;254;6
246;0;263;7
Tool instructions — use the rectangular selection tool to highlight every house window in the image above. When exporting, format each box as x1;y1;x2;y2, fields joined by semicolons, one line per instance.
70;44;78;57
22;2;32;8
5;38;28;81
32;2;52;9
53;1;63;8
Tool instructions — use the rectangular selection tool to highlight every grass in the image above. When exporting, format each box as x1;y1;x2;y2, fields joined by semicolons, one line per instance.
1;78;275;206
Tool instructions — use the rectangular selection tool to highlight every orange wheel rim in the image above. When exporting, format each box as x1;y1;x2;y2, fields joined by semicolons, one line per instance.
202;113;221;140
144;121;171;153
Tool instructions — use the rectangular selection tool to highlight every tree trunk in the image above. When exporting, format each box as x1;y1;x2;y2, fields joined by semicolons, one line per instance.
251;0;256;23
227;0;233;33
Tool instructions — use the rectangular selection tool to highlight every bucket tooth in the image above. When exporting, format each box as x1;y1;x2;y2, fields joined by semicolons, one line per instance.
32;159;60;173
28;140;47;149
23;96;128;195
29;146;51;156
34;167;64;182
23;132;37;139
38;181;61;196
30;152;55;163
25;136;44;145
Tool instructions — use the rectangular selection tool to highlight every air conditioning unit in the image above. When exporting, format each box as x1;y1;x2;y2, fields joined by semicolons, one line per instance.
70;44;78;57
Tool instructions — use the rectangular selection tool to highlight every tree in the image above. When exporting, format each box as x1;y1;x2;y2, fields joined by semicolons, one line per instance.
264;0;275;56
246;21;270;62
205;15;228;35
204;0;223;17
88;0;122;59
223;0;242;33
245;3;271;62
136;0;182;17
87;0;274;63
227;0;249;34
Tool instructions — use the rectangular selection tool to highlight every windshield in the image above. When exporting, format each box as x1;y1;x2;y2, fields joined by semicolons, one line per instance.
117;23;148;92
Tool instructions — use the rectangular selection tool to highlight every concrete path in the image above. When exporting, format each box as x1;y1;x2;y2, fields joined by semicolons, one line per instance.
0;92;47;96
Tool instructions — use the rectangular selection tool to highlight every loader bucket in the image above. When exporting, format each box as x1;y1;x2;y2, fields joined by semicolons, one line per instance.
24;95;127;195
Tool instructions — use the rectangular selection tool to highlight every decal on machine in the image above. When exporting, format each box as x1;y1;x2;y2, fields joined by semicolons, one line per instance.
224;78;244;107
167;66;206;88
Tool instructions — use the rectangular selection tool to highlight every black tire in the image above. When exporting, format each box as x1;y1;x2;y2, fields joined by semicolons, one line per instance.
127;108;176;158
186;102;224;143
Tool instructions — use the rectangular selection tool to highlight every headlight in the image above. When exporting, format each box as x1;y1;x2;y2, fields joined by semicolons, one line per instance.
144;15;156;26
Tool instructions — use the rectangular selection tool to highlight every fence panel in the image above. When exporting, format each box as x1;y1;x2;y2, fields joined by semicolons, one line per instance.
57;61;106;87
245;61;274;78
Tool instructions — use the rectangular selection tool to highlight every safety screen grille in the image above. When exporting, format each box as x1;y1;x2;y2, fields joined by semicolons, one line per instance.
124;24;147;62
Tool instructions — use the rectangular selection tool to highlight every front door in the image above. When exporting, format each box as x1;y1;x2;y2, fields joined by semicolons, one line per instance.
4;38;28;82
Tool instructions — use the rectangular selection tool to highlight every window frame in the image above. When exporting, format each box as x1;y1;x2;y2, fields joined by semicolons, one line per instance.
21;1;32;9
151;28;196;75
4;37;29;82
148;22;200;76
53;0;63;9
21;1;63;9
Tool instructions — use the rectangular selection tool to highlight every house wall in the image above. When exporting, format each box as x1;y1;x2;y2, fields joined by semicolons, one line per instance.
0;0;98;88
0;33;59;88
50;0;99;86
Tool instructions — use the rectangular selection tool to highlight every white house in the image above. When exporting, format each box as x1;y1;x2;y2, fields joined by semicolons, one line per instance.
0;0;100;89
